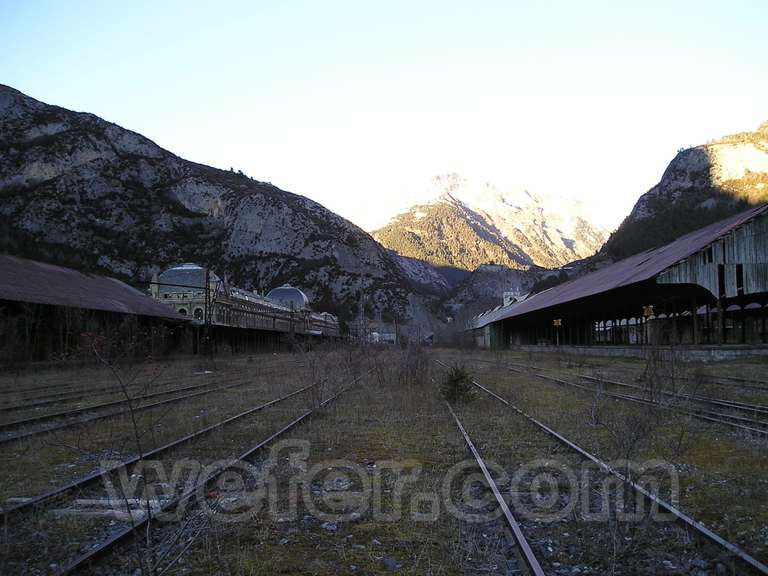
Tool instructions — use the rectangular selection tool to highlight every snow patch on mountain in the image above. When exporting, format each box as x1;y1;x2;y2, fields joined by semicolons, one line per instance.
374;173;607;271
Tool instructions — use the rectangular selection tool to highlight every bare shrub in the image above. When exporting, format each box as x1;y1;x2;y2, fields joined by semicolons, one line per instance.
396;345;429;389
586;372;605;427
640;346;682;401
302;351;329;408
591;400;661;544
607;406;660;464
669;364;709;456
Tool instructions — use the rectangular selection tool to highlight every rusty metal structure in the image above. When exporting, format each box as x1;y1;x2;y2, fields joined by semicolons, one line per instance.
471;204;768;348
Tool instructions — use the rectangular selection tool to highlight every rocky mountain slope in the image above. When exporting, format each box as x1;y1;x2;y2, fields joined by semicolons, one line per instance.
443;264;539;317
372;173;607;272
388;252;452;295
603;120;768;259
0;84;417;325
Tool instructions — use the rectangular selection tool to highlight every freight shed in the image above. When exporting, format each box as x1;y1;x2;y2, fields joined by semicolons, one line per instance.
471;204;768;349
0;255;189;363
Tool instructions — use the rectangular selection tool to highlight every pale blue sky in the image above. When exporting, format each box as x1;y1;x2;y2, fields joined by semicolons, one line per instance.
2;0;766;230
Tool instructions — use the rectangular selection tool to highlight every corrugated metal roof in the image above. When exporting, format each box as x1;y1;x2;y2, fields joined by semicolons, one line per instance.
472;204;768;329
0;255;189;321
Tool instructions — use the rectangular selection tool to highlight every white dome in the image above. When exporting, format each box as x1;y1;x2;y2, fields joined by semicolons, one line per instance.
266;284;309;310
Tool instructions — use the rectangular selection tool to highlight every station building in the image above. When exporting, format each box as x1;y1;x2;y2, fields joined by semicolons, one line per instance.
150;264;339;345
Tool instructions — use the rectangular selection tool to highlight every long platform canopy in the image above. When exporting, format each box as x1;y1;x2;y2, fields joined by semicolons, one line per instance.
472;203;768;330
0;254;188;321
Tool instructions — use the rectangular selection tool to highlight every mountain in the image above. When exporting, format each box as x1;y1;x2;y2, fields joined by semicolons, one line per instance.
372;173;607;272
603;120;768;259
388;252;452;295
0;84;419;326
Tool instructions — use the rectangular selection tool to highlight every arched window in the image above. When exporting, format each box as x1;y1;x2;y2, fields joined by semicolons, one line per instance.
194;308;204;320
178;308;188;316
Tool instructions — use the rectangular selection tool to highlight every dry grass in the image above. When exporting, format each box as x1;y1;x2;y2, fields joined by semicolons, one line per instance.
443;348;768;566
0;350;357;575
166;348;472;575
0;361;309;500
2;346;767;574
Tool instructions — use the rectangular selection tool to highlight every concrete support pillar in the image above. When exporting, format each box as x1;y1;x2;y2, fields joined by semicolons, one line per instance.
692;298;698;345
705;303;711;345
741;306;747;344
719;298;727;344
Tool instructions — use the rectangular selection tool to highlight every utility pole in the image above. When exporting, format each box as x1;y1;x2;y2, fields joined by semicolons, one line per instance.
204;267;212;358
393;313;398;347
358;293;367;345
289;302;295;341
643;305;654;346
553;318;562;346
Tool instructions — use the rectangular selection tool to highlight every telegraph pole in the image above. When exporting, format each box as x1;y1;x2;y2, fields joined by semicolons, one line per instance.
643;305;654;346
204;267;212;358
289;301;295;341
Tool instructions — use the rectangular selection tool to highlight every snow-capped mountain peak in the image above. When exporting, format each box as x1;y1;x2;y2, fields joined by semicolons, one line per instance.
374;173;607;271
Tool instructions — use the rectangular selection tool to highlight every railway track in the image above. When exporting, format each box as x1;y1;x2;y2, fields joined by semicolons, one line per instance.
1;370;367;575
446;401;545;576
435;359;768;575
0;382;317;518
469;357;768;436
538;372;768;435
580;373;768;416
470;356;768;392
0;373;224;417
0;356;303;406
0;373;262;445
0;372;222;412
706;372;768;386
679;372;768;392
0;366;196;399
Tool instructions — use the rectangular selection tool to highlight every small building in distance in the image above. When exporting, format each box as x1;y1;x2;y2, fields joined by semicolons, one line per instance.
471;204;768;349
369;330;397;345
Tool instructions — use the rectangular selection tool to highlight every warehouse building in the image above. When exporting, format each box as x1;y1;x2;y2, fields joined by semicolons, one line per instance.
471;204;768;349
